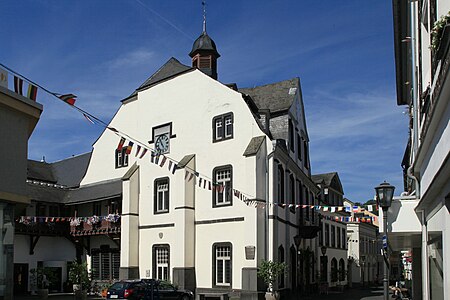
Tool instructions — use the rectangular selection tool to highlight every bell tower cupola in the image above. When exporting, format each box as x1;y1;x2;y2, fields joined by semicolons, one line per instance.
189;1;220;79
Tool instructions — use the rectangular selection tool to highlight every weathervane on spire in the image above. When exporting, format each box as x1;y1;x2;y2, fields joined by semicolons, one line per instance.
202;0;207;33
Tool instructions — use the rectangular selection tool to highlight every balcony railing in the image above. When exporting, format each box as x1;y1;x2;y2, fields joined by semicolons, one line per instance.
15;220;70;236
70;218;121;236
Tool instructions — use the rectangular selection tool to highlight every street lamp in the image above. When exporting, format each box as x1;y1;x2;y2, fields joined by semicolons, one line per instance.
321;245;327;256
375;181;395;300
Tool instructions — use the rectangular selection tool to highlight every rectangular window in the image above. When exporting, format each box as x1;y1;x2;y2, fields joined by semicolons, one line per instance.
154;178;169;214
213;166;232;207
213;113;233;142
153;245;170;281
91;247;120;281
156;248;169;280
297;134;302;160
214;244;231;286
224;115;233;138
337;227;341;248
325;224;330;247
115;148;128;168
303;140;308;168
277;165;285;206
331;226;336;247
289;175;295;213
342;229;346;249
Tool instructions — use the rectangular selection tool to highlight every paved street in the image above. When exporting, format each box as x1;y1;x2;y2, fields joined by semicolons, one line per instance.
14;286;387;300
287;286;385;300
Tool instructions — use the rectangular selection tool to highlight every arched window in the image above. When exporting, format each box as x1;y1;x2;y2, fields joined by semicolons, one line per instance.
339;258;346;281
331;258;338;282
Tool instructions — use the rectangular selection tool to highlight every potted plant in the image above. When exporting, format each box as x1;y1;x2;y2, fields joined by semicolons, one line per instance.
68;261;91;300
431;11;450;59
30;267;53;299
257;260;287;300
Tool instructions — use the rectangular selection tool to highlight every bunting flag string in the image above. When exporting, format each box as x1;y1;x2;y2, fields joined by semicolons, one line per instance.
16;214;121;226
0;63;380;220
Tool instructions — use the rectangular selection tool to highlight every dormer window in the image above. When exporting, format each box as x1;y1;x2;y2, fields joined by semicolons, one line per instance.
213;112;233;142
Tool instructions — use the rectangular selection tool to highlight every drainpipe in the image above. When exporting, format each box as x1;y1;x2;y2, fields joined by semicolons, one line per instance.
409;0;421;198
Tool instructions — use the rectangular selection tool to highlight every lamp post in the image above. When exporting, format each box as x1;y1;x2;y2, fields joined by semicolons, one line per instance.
375;181;395;300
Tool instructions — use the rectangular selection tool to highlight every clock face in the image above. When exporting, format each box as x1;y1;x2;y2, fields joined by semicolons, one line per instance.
155;134;170;154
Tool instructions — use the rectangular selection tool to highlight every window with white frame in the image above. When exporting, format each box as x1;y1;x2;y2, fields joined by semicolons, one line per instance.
213;166;232;207
154;178;169;214
213;112;233;142
115;148;128;168
153;245;170;281
214;244;231;286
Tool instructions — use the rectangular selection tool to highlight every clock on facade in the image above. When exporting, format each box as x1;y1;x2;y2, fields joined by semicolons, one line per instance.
155;133;170;154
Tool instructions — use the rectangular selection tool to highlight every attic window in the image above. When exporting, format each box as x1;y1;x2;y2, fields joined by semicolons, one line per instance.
289;88;297;95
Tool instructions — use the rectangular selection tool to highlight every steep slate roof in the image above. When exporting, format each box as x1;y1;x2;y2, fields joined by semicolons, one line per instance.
27;161;56;183
312;172;344;194
52;152;91;188
123;57;192;101
239;78;299;113
26;152;120;204
311;172;337;186
26;183;67;203
64;179;122;205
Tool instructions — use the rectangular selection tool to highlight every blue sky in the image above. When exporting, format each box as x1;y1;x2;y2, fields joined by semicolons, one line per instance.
0;0;408;202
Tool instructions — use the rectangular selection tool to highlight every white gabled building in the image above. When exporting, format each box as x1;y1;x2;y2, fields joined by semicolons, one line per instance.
78;25;319;299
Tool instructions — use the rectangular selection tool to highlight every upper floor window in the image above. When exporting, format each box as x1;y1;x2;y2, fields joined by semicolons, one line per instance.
297;133;302;160
115;148;128;168
213;166;232;207
288;120;294;152
213;112;233;142
213;243;232;287
331;226;336;247
277;164;285;206
325;224;330;247
303;140;309;168
289;174;295;213
154;178;169;214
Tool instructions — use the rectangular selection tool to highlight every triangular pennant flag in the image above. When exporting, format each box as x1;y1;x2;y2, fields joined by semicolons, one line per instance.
27;84;38;100
170;163;177;174
125;141;134;155
345;206;351;212
58;93;76;105
203;179;207;189
83;113;95;124
14;76;23;95
323;206;329;211
139;148;148;159
337;206;343;211
135;145;142;157
331;207;336;213
188;173;195;182
117;137;126;151
198;178;203;187
367;205;373;212
185;171;190;180
208;181;212;190
159;156;167;167
353;206;359;212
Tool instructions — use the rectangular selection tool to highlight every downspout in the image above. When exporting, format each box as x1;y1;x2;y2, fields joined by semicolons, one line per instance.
409;0;420;197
